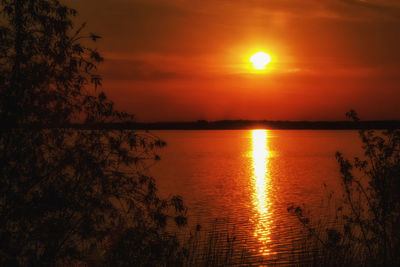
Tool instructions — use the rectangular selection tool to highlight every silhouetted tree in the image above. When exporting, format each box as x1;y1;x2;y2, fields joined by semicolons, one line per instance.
289;110;400;266
0;1;186;265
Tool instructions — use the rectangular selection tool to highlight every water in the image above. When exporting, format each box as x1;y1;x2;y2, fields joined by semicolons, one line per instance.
149;130;362;263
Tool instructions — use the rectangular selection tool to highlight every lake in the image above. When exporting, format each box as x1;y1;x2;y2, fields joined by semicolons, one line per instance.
149;130;362;264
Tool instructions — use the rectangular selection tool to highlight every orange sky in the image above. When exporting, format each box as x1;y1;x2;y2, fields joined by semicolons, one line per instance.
69;0;400;122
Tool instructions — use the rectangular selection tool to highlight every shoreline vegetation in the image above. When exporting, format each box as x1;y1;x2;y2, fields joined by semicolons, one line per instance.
69;120;400;130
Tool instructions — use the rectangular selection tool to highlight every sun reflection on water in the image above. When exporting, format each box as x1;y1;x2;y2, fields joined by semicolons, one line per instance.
251;129;274;256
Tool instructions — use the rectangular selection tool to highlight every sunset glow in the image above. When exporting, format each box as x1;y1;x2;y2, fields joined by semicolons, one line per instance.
69;0;400;121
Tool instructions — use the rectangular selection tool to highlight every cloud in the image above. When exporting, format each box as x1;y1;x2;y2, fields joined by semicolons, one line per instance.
339;0;400;18
100;57;190;81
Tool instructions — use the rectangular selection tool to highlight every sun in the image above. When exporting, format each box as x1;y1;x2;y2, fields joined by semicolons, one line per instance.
250;52;271;70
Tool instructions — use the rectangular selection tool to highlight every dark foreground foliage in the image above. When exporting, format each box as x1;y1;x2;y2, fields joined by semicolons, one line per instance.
289;110;400;266
0;1;187;265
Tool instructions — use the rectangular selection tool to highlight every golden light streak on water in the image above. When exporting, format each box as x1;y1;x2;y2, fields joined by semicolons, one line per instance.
251;129;274;256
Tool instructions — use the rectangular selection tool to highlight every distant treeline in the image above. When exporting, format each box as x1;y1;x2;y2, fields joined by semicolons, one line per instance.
70;120;400;130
